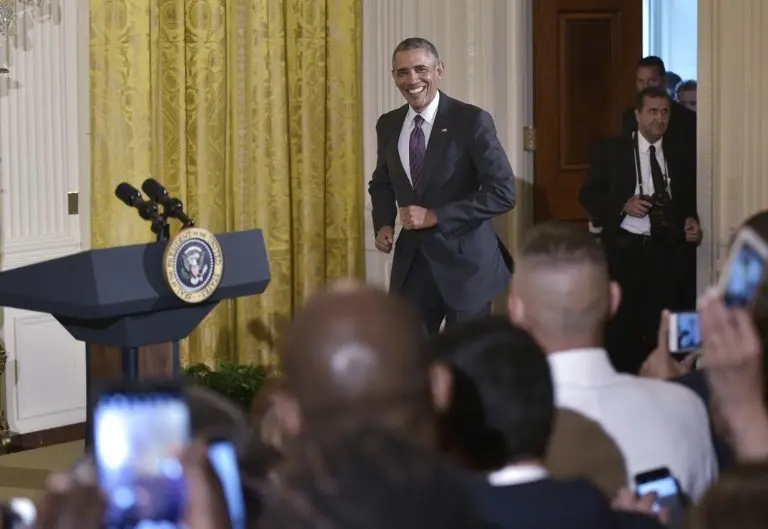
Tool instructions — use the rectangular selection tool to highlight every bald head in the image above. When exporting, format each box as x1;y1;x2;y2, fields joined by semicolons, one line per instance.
280;285;428;419
510;222;615;340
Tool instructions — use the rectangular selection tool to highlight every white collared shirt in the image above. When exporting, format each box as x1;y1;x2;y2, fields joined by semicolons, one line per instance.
488;464;548;487
398;91;440;186
620;132;667;236
547;348;718;502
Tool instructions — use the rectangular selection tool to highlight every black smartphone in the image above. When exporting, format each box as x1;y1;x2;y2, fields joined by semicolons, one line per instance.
93;383;191;529
634;467;686;528
207;439;247;529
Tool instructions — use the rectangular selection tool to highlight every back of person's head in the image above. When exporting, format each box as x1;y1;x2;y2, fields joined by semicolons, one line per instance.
277;281;432;440
425;316;554;472
259;425;490;529
687;462;768;529
508;222;621;350
546;409;628;498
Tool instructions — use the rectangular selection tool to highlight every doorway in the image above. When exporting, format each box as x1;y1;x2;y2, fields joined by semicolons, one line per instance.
531;0;698;223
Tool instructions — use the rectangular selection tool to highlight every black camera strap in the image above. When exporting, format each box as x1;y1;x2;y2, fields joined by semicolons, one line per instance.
633;131;670;197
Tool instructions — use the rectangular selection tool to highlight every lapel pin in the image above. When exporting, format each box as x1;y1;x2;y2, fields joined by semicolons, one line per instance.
441;128;448;132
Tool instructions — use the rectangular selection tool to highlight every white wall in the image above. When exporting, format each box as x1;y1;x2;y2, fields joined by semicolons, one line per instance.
645;0;698;81
362;0;532;288
0;1;90;433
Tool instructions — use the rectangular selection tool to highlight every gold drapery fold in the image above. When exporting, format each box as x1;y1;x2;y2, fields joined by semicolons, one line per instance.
90;0;364;367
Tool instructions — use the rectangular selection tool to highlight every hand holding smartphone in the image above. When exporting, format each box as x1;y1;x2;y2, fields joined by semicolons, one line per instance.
716;226;768;308
635;467;686;528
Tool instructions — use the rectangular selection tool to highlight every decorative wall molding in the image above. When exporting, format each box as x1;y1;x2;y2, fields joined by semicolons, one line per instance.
361;0;533;289
698;0;768;285
0;1;88;434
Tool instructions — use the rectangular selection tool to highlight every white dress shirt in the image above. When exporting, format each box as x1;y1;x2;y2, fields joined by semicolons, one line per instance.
488;464;549;487
547;348;718;502
398;91;440;186
620;132;668;236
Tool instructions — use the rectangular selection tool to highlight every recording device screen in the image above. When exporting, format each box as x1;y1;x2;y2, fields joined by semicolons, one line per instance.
636;470;685;528
723;240;766;307
94;389;190;529
208;441;246;529
671;312;701;353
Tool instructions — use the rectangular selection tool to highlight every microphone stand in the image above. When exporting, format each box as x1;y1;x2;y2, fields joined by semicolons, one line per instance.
151;214;170;242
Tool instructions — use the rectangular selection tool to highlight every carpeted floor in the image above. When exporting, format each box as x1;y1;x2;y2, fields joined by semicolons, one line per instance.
0;441;83;502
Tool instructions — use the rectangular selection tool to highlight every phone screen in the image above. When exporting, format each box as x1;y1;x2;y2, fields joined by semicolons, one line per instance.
94;389;190;529
208;441;246;529
723;241;767;307
636;475;685;527
674;312;701;353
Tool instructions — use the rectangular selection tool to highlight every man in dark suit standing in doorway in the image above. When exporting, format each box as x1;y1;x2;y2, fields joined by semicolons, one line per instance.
620;57;699;310
580;86;701;374
368;37;516;336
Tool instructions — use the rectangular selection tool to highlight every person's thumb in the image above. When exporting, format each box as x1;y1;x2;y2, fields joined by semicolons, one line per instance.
656;310;670;353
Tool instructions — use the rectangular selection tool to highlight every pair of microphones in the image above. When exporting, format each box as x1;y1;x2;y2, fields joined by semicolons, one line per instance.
114;179;194;236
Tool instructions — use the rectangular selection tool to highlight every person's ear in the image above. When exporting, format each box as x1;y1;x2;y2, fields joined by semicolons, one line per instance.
270;390;302;440
429;362;453;413
508;293;526;327
436;61;444;80
609;281;622;318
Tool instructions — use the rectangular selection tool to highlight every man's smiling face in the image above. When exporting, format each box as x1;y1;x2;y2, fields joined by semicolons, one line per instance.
392;48;443;113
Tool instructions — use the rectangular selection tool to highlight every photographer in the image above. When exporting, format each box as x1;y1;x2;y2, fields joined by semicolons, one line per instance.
579;86;700;375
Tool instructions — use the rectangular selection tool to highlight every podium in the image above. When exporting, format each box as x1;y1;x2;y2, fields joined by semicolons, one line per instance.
0;229;270;445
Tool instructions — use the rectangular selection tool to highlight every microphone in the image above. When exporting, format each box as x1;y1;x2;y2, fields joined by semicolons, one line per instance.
141;178;195;227
114;182;160;222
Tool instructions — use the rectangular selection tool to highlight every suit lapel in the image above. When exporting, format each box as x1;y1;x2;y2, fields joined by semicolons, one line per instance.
415;94;451;196
619;136;637;197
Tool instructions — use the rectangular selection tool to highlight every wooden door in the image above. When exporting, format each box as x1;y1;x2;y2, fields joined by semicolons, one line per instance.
533;0;643;222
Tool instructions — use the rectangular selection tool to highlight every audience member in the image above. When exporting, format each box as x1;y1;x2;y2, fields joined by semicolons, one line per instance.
260;426;492;529
508;221;718;501
687;462;768;529
426;316;665;528
274;279;435;446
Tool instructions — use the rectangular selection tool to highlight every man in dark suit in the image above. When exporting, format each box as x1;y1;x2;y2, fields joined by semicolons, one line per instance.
368;38;515;335
621;57;699;310
580;86;701;374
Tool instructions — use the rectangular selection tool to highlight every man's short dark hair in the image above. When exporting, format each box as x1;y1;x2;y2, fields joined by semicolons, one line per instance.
677;79;697;95
520;221;608;270
637;55;666;77
426;316;554;470
636;85;671;111
392;37;440;68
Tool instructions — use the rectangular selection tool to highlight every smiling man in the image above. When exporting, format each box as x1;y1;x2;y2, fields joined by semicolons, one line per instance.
368;37;516;335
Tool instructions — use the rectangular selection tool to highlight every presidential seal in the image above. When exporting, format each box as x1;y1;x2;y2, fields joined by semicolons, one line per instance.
163;227;224;303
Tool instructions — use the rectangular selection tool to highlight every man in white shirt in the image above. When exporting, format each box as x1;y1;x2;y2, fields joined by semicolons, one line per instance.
508;222;718;502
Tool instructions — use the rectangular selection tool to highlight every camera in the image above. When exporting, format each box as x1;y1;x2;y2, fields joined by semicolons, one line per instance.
639;193;674;240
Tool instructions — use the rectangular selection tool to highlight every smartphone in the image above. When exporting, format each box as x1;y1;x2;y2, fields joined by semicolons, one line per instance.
668;312;702;354
207;440;247;529
718;227;768;307
635;467;686;528
93;384;191;529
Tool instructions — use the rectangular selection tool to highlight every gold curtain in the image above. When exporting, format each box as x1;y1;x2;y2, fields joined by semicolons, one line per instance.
90;0;364;368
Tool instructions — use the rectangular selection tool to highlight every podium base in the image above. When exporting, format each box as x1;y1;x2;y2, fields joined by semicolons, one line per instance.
84;341;180;448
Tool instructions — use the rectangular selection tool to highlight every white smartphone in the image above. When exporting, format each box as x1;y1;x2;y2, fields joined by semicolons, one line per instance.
717;226;768;308
668;311;702;354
